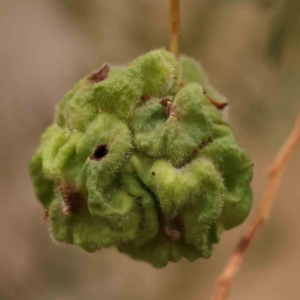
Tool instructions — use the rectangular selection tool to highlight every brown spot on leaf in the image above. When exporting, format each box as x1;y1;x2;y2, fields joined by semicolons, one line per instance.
197;137;213;152
151;171;156;176
43;209;49;222
164;216;184;241
59;184;85;216
201;137;212;148
144;185;184;243
89;64;110;83
140;95;152;101
193;149;200;155
164;228;181;241
193;138;212;155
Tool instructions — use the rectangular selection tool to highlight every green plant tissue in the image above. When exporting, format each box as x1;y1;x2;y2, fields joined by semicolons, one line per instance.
29;49;253;268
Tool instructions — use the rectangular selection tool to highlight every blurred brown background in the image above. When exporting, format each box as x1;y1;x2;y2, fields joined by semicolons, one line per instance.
0;0;299;299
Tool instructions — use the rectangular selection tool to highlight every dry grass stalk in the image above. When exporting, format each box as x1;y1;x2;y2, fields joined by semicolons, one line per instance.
169;0;180;58
212;112;300;300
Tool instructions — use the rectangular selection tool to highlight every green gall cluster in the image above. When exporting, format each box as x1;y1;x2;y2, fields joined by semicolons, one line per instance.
29;49;253;268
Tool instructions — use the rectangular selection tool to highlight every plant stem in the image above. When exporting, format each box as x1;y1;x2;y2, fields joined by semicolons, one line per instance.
169;0;180;58
212;112;300;300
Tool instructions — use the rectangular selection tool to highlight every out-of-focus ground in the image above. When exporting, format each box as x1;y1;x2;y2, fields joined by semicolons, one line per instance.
0;0;299;299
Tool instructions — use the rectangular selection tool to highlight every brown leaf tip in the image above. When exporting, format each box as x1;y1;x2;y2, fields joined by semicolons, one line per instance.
160;98;173;116
203;89;228;110
89;64;110;83
207;96;228;110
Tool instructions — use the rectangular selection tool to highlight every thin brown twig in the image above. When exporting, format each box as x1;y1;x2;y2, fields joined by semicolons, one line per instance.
169;0;180;58
212;112;300;300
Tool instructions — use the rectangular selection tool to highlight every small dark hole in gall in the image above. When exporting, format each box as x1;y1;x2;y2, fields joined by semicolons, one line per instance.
90;144;109;161
152;171;155;176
